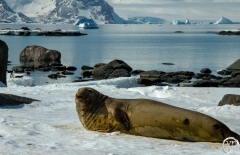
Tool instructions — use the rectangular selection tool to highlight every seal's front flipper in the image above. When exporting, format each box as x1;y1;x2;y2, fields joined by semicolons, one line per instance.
113;108;131;131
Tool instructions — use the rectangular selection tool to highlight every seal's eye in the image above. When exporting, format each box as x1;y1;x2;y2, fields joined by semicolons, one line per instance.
88;89;92;93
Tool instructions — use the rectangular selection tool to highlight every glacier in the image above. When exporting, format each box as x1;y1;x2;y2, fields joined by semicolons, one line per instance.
124;17;166;24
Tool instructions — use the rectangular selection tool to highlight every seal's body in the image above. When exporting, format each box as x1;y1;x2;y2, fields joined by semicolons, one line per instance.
75;87;240;142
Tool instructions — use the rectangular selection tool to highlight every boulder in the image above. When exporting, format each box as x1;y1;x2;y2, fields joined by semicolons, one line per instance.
0;40;8;86
227;59;240;70
12;65;34;73
108;69;131;79
131;70;145;75
81;65;94;70
222;75;240;87
166;77;183;83
61;70;74;75
140;70;165;78
192;80;221;87
218;94;240;106
20;45;61;62
92;64;114;80
108;59;132;72
217;69;232;75
92;60;132;80
0;93;39;106
67;66;77;71
137;78;162;86
231;71;240;77
200;68;212;74
51;66;66;71
81;71;92;77
94;63;106;68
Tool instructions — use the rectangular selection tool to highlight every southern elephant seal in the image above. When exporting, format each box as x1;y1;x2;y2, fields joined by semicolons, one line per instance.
75;87;240;142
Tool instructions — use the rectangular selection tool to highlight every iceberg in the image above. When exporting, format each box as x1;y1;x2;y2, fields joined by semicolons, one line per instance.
185;18;190;24
172;20;185;25
214;17;233;24
172;18;191;25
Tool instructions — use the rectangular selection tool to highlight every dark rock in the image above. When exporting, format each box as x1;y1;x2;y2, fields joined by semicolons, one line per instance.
49;62;63;67
81;65;94;70
218;94;240;106
192;73;210;79
67;66;77;71
51;66;66;71
94;63;106;68
24;68;34;72
140;70;165;78
218;31;240;35
174;31;184;33
38;64;50;68
0;93;39;106
61;70;74;75
202;76;211;80
73;79;93;82
231;71;240;77
160;74;173;81
108;59;132;72
162;63;174;65
173;71;194;77
166;77;183;83
21;27;30;30
227;59;240;70
137;78;162;86
57;74;66;78
92;60;132;80
222;75;240;87
200;68;212;74
38;67;51;72
192;80;221;87
217;69;232;75
12;66;24;73
81;71;92;77
20;45;61;62
131;70;145;75
108;69;131;79
92;65;114;80
48;74;59;79
0;40;8;86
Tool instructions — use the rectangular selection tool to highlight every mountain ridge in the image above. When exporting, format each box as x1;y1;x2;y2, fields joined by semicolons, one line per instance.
3;0;123;24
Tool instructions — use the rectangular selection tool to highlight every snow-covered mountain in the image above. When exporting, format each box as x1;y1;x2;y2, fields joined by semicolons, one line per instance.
0;0;34;23
5;0;123;24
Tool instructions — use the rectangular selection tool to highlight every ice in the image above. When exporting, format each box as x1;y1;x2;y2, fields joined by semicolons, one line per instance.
214;17;233;24
0;76;240;154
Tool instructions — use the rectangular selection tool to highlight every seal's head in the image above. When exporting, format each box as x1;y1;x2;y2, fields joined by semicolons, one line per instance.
75;87;98;108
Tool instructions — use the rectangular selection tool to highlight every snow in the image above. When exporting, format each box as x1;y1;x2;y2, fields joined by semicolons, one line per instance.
172;18;191;25
10;0;56;17
1;76;240;154
214;17;233;24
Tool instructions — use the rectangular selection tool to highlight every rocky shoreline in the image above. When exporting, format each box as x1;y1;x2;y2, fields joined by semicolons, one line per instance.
3;42;240;88
9;54;240;88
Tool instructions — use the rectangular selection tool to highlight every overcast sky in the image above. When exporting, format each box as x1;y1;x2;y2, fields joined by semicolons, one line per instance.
106;0;240;21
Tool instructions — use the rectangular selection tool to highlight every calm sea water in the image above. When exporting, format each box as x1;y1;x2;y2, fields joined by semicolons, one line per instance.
1;23;240;85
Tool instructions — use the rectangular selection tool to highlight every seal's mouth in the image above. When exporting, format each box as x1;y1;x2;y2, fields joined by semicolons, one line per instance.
75;93;90;106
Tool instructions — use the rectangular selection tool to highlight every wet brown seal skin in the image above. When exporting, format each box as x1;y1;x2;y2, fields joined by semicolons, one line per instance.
75;87;240;142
